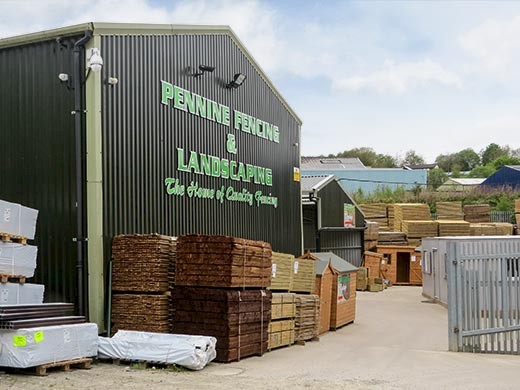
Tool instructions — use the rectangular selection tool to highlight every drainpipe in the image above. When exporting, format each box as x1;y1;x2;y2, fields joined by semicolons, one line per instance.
308;191;322;251
73;31;92;317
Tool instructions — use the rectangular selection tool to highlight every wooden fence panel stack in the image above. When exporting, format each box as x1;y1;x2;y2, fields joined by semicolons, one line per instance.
437;220;471;236
359;203;388;230
464;204;491;223
470;223;513;236
377;232;408;246
394;203;431;232
290;256;315;293
436;201;464;220
269;252;294;291
364;222;379;251
515;199;520;225
172;234;272;362
294;294;320;342
268;293;296;350
401;221;438;247
111;234;176;334
387;204;395;230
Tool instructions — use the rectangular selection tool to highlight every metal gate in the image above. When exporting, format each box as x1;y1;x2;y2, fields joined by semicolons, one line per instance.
448;242;520;354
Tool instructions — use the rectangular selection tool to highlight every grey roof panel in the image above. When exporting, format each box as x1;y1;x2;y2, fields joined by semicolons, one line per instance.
311;252;358;273
301;157;366;170
315;260;330;276
301;175;335;192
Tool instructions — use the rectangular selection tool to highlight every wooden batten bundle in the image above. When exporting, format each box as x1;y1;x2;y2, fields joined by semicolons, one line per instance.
470;223;513;236
401;221;438;240
294;294;320;341
112;234;176;293
269;252;294;291
172;287;271;362
175;234;272;288
437;220;471;236
358;203;387;219
463;204;491;223
394;203;431;231
268;319;295;350
377;231;408;246
291;255;316;293
111;294;170;334
436;201;464;220
365;222;379;241
268;293;296;350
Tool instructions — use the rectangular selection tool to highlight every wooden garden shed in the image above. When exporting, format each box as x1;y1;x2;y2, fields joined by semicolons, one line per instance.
374;245;422;285
313;260;334;335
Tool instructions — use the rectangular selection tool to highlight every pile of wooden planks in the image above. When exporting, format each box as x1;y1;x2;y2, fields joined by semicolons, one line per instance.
175;235;272;288
394;203;431;231
464;204;491;223
364;222;379;251
470;223;514;236
436;201;463;220
111;234;176;335
401;221;438;246
291;256;316;293
516;199;520;225
437;220;471;236
112;234;176;292
359;203;388;230
387;204;395;230
269;252;294;291
269;293;296;350
377;231;407;246
356;266;369;291
294;294;320;342
111;294;170;334
172;288;271;362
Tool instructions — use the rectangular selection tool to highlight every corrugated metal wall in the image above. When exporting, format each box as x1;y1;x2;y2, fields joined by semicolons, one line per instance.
100;34;301;255
0;37;82;304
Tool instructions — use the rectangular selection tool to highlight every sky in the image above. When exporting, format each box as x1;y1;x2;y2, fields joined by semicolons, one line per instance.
1;0;520;163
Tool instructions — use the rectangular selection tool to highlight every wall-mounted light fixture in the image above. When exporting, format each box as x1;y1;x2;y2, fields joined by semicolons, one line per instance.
226;73;246;89
86;48;104;73
58;73;69;82
194;64;215;77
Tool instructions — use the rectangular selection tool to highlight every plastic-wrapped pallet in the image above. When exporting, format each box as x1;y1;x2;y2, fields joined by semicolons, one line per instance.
0;242;38;277
0;200;38;240
0;283;44;305
0;323;98;368
98;330;216;370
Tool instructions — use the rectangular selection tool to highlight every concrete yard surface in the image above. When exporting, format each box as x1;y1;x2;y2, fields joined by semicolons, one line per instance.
3;287;520;389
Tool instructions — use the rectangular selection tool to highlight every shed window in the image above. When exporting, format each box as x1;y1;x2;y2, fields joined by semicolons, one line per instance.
423;251;432;275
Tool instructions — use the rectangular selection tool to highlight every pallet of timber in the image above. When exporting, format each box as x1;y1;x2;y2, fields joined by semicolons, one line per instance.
394;204;431;232
175;235;272;289
271;293;296;320
387;204;395;230
401;221;438;238
269;252;294;291
516;199;520;225
292;255;316;293
437;220;471;236
172;287;271;363
377;231;408;246
111;294;170;334
470;223;514;236
358;203;387;219
436;201;463;220
464;204;490;223
294;294;320;342
365;222;379;241
268;319;295;350
356;267;368;291
112;234;176;293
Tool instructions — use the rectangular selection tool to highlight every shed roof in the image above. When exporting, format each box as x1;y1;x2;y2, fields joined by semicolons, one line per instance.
445;178;485;185
301;175;335;193
0;22;301;125
315;260;331;276
301;157;366;170
310;252;358;273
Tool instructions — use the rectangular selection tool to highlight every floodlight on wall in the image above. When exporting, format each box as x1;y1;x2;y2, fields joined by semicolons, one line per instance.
58;73;69;82
87;48;104;73
226;73;246;89
194;64;215;77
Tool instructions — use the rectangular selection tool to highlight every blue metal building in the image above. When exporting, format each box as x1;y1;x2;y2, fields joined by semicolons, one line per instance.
481;165;520;190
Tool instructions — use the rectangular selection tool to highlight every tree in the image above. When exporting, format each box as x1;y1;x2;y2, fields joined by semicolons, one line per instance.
481;143;507;165
468;164;495;178
373;154;398;168
336;147;378;166
401;150;425;166
427;168;449;190
492;155;520;169
435;153;457;172
454;148;480;171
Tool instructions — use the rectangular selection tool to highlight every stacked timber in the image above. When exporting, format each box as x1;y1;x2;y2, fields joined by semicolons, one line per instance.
394;203;431;231
294;294;320;342
111;294;170;333
516;199;520;225
268;293;296;350
387;204;395;230
464;204;491;223
172;288;271;362
401;221;438;247
364;222;379;251
359;203;388;230
356;266;368;291
172;234;272;362
377;232;407;246
291;255;316;293
175;235;271;288
269;252;294;291
112;234;176;292
470;223;513;236
436;201;463;220
437;220;471;236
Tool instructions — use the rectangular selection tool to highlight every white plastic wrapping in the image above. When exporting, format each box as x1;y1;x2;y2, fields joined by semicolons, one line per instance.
0;242;38;277
0;323;98;368
0;200;38;240
98;330;216;370
0;283;44;305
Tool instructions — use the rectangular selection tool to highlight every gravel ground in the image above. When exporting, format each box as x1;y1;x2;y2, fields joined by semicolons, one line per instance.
2;287;520;389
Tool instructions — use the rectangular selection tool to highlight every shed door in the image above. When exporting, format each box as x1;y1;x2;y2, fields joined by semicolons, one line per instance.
319;272;333;334
396;252;410;283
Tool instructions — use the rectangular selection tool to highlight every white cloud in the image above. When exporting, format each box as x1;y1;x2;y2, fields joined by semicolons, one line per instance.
332;58;462;94
460;15;520;73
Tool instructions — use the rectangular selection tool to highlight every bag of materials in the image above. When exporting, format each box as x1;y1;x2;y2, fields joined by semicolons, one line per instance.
0;242;38;277
0;200;38;240
0;283;44;305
